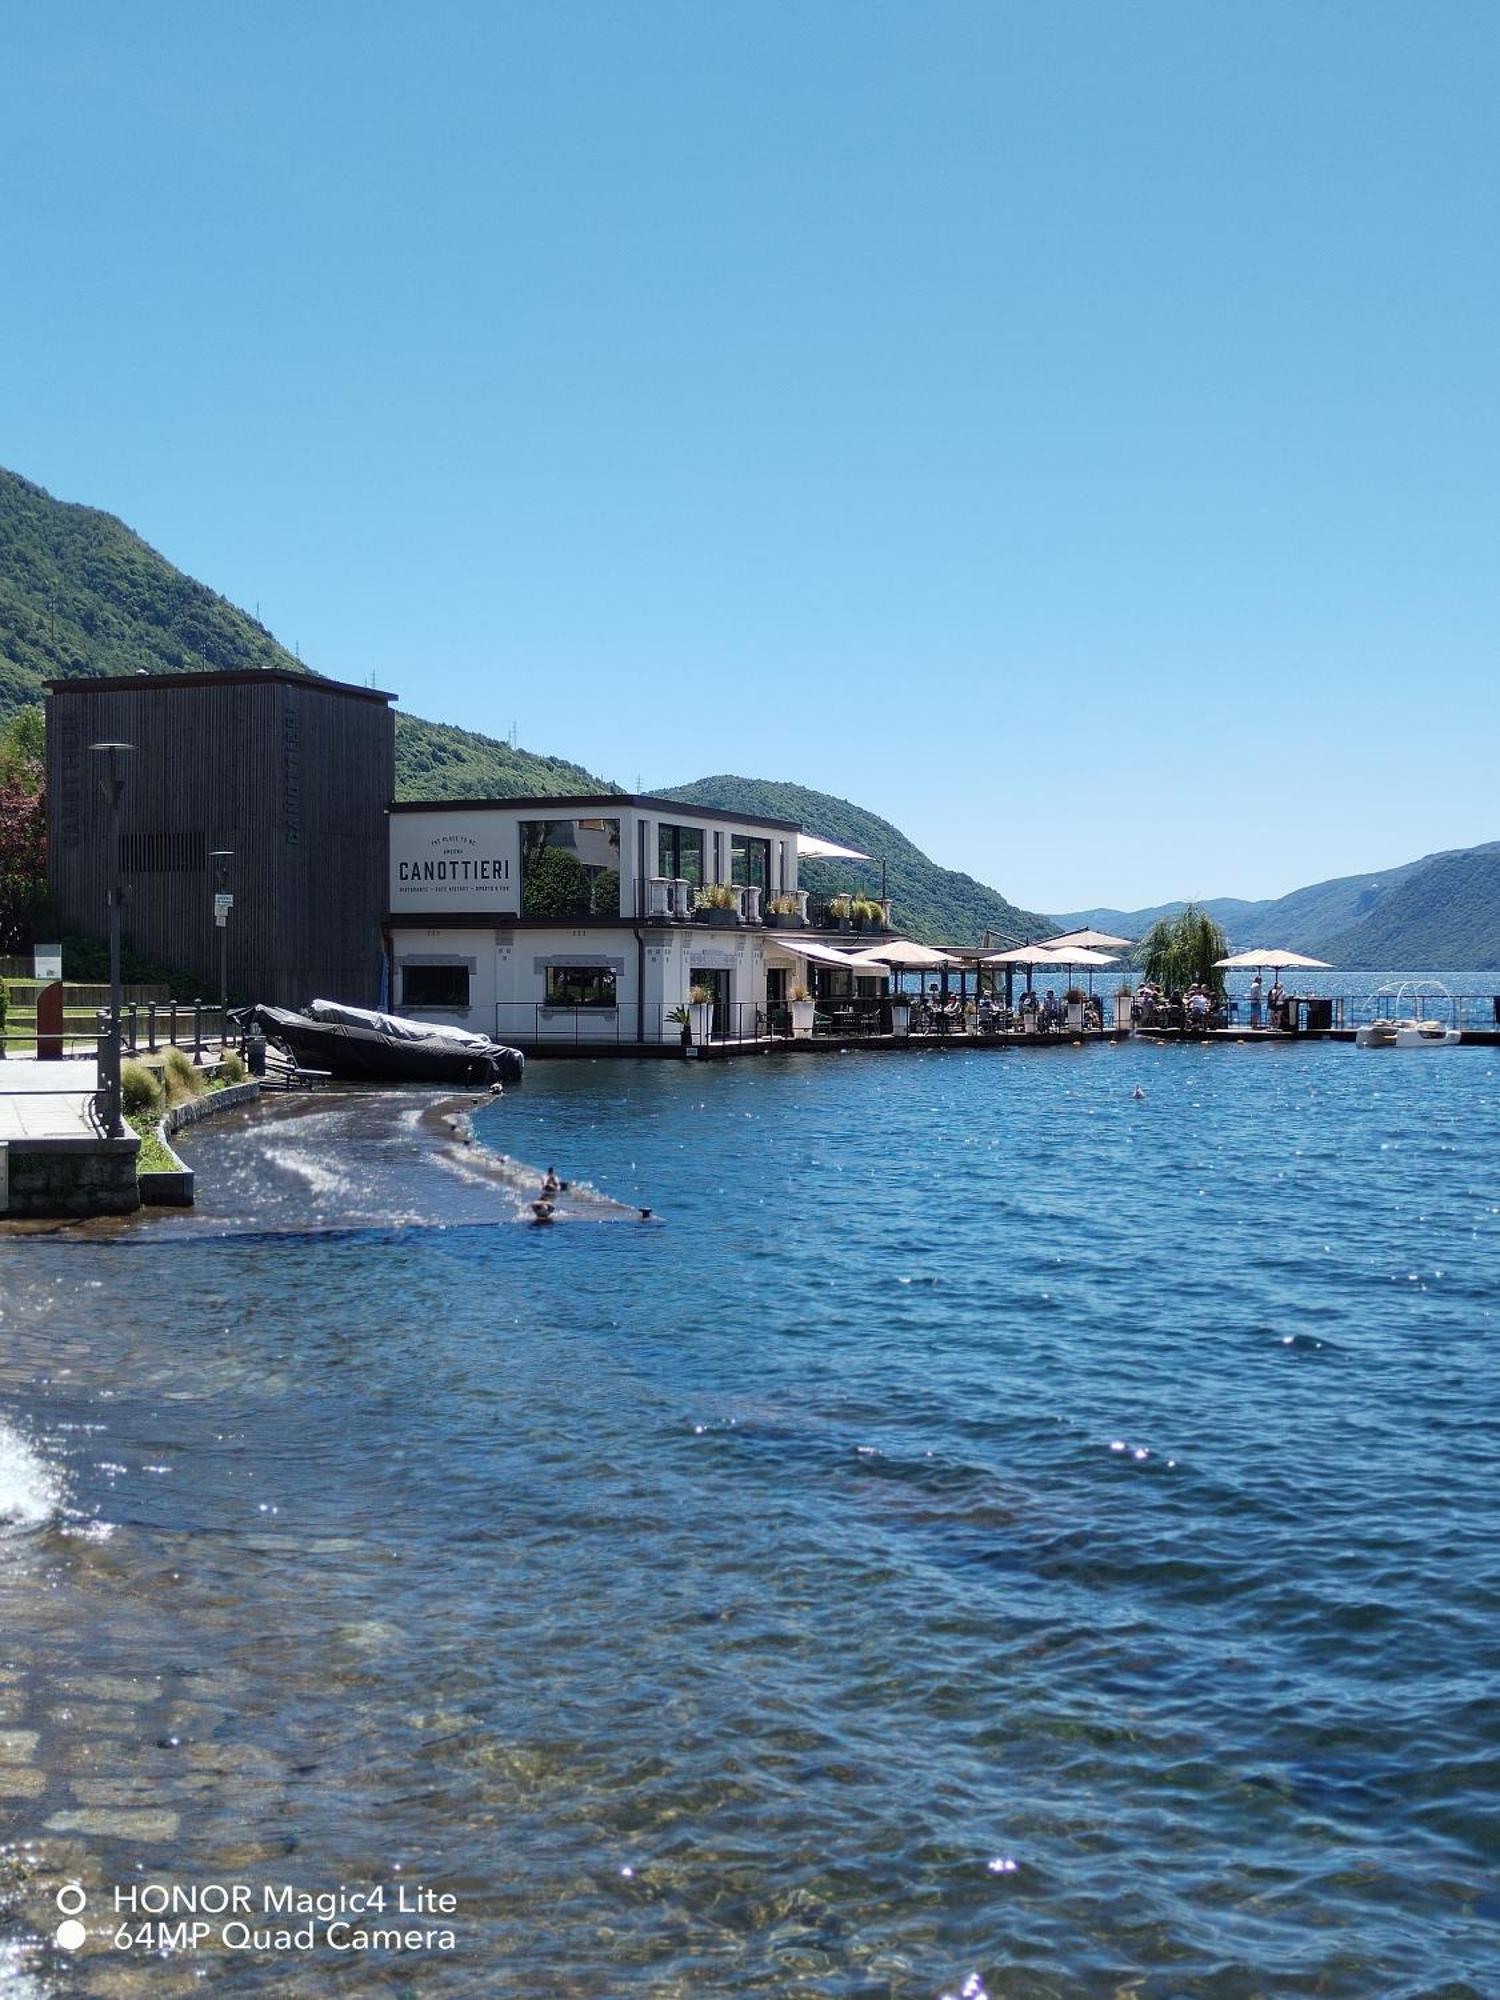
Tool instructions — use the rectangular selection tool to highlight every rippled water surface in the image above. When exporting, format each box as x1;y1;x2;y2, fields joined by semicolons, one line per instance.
2;1041;1498;1997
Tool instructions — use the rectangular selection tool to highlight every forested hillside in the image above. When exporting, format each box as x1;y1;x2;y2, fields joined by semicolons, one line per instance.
660;775;1050;948
0;465;610;800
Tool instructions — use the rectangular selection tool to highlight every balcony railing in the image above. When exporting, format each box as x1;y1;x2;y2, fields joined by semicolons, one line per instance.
631;880;896;934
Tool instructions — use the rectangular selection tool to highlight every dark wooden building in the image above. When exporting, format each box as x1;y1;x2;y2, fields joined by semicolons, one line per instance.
47;669;395;1007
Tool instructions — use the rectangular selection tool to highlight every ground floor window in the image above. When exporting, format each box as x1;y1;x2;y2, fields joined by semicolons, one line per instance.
401;964;470;1009
545;966;618;1008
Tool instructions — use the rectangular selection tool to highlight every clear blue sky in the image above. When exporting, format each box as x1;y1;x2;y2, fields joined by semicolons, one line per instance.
4;3;1496;914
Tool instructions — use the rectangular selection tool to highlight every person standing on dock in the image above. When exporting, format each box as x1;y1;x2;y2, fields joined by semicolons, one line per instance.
1249;974;1263;1029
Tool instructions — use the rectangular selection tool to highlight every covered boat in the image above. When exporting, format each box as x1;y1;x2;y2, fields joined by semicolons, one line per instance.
247;999;524;1085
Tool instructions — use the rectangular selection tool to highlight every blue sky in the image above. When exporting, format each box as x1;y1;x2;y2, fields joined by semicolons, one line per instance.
3;3;1496;913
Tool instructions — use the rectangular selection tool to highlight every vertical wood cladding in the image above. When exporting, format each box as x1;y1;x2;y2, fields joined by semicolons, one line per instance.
46;671;395;1006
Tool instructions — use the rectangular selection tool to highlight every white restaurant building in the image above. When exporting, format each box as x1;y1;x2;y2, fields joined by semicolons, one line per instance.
385;795;893;1048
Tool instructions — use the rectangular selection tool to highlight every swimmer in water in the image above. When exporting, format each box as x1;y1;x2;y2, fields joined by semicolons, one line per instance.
1132;1085;1146;1100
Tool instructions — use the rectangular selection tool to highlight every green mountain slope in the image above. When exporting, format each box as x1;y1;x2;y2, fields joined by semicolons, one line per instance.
392;713;612;800
659;775;1050;948
0;464;610;800
0;466;306;703
1058;840;1500;969
1319;849;1500;970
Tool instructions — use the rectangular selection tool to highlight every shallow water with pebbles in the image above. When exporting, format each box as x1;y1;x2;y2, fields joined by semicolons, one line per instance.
0;1044;1497;1996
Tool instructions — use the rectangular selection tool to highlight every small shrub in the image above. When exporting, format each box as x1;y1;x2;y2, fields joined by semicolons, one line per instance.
121;1060;163;1117
128;1112;178;1175
689;984;714;1005
162;1047;205;1106
218;1051;247;1084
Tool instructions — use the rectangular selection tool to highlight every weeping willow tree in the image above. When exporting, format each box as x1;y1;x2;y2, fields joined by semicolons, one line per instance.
1137;906;1230;997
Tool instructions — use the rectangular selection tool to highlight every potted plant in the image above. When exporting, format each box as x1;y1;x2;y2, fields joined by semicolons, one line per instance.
687;983;715;1043
667;1002;692;1048
850;896;884;933
1065;985;1088;1032
1115;981;1134;1033
825;894;854;933
695;883;740;929
766;893;802;929
789;983;816;1039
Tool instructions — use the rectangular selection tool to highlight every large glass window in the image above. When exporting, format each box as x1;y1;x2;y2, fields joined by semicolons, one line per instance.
401;964;470;1009
521;818;621;918
544;966;617;1008
657;823;704;885
731;836;770;890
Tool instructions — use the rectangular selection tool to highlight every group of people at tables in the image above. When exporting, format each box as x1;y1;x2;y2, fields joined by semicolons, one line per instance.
898;971;1309;1037
1131;974;1289;1031
910;986;1107;1034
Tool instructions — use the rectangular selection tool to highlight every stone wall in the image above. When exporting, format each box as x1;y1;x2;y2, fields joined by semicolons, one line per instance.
4;1138;141;1217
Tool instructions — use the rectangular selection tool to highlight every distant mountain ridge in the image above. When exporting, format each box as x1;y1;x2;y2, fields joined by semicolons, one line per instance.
659;775;1050;949
1057;839;1500;970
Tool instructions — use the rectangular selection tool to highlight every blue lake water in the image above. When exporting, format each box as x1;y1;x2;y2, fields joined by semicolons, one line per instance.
1;1038;1498;1996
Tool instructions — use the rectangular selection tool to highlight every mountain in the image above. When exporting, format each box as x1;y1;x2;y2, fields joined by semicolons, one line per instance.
1319;848;1500;970
1058;840;1500;971
392;713;611;801
1055;897;1263;937
659;775;1051;948
0;465;610;801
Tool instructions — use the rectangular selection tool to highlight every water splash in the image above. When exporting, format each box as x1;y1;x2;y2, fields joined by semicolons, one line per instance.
0;1422;61;1531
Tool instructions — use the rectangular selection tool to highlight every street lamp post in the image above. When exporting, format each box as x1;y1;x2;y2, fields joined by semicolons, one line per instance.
89;741;133;1139
209;849;234;1027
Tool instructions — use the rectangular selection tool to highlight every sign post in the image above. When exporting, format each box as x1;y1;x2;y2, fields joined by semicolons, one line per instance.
209;852;234;1027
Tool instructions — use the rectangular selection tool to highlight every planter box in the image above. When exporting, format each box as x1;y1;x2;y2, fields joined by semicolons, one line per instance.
689;1003;714;1044
888;999;913;1041
707;909;737;929
790;1000;816;1040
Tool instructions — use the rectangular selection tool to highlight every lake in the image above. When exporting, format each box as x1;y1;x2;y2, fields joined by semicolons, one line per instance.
1;1036;1497;1996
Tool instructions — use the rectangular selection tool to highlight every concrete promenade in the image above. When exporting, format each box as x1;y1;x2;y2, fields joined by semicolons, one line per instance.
0;1055;101;1141
0;1055;141;1217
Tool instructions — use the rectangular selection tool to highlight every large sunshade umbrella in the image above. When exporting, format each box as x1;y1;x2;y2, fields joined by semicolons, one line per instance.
1034;944;1120;996
984;943;1070;995
1214;948;1331;973
847;939;961;969
1046;927;1134;951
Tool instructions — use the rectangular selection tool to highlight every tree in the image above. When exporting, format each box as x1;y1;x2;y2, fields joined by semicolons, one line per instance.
0;705;45;787
521;845;592;919
0;775;49;952
1138;905;1230;997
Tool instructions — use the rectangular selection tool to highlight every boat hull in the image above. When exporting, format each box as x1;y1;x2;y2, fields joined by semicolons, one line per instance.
248;1006;525;1085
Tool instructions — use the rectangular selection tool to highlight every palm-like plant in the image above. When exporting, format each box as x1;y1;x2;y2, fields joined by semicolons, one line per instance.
1137;906;1230;997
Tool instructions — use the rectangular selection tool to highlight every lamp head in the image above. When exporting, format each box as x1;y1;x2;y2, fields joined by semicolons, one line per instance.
88;740;133;808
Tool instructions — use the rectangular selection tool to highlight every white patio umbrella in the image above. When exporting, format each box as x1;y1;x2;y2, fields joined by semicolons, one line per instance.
1034;944;1120;997
1214;948;1331;974
984;943;1070;994
797;833;871;862
1046;927;1134;951
846;938;961;969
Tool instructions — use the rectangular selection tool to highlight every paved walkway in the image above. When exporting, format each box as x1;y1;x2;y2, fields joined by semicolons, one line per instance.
0;1057;100;1141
